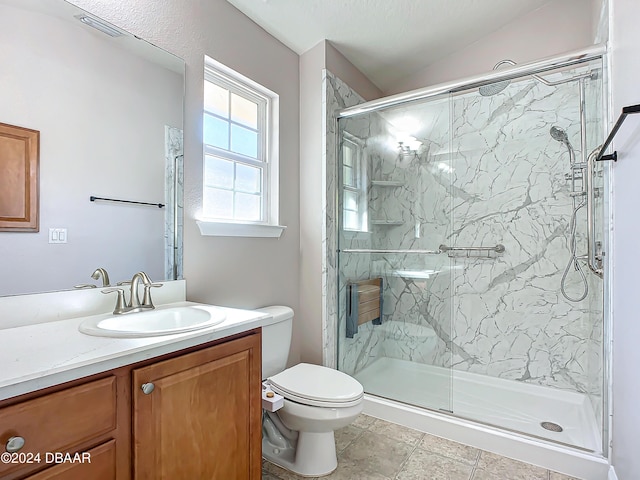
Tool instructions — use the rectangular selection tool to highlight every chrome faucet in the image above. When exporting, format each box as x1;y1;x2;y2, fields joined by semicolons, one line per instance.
102;271;162;315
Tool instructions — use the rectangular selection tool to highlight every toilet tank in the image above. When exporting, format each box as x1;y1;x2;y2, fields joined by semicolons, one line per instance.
256;306;293;379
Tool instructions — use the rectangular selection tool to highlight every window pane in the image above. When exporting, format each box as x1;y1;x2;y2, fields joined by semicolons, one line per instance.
204;82;229;117
343;146;353;167
204;156;233;189
344;211;359;230
235;163;261;194
344;190;358;211
235;192;261;221
231;93;258;129
231;124;258;158
204;187;233;219
343;165;354;187
204;114;229;149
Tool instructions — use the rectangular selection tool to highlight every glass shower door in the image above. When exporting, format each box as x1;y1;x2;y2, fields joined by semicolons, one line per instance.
336;93;454;414
447;60;605;453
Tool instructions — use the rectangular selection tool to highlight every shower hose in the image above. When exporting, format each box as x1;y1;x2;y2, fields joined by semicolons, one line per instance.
560;178;589;302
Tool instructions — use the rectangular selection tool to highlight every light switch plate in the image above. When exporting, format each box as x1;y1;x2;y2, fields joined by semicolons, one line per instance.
49;228;67;244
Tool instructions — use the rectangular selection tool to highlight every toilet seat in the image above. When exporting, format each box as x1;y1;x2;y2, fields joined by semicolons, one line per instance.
268;363;364;408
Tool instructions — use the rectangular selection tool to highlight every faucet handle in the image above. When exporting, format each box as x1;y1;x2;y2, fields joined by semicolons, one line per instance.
74;284;97;289
141;283;162;308
101;288;126;313
116;281;131;286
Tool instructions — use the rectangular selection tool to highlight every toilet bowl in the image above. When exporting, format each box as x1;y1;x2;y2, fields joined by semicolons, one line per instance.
258;307;364;477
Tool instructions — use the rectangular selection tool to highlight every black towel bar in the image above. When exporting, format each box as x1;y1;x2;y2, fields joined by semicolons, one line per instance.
90;196;165;208
596;103;640;162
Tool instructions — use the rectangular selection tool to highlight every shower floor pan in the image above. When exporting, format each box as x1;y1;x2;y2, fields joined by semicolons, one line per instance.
353;356;601;453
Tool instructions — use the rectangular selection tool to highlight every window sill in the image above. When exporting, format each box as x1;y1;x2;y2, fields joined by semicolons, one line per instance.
196;220;286;238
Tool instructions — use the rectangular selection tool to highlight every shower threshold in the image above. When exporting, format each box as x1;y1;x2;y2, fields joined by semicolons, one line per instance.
352;356;601;453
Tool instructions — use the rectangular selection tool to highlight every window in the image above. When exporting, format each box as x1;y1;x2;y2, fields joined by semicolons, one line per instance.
342;135;367;232
199;57;283;237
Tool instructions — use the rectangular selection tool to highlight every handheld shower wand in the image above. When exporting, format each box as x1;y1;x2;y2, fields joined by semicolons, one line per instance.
550;126;588;302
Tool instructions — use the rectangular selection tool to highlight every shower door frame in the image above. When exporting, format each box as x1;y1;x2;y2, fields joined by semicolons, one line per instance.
326;44;612;458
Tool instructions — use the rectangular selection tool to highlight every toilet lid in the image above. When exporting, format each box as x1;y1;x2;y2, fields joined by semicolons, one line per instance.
268;363;364;407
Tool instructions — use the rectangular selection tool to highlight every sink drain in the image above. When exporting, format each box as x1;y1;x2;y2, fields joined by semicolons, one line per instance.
540;421;563;432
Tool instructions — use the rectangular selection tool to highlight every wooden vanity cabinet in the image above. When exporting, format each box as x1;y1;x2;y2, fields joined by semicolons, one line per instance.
23;440;116;480
0;372;129;480
132;332;262;480
0;329;262;480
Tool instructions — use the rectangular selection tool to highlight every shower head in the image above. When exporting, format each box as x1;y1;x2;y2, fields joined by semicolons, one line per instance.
478;58;592;98
478;80;510;97
550;126;569;144
477;59;517;97
550;126;576;165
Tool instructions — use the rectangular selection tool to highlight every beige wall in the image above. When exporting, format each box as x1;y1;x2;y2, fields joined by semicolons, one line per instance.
386;0;595;94
298;40;381;365
71;1;301;318
325;42;383;102
298;42;326;366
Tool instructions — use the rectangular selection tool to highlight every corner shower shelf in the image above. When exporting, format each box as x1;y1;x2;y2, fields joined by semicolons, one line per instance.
371;180;404;187
371;220;404;226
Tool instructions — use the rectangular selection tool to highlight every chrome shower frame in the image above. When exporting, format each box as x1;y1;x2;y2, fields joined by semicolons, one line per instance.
338;45;606;118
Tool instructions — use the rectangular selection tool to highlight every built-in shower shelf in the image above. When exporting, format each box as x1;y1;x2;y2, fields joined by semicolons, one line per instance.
371;180;404;187
371;220;404;226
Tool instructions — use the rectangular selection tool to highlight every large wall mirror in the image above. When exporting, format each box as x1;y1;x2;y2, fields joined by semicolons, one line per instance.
0;0;184;296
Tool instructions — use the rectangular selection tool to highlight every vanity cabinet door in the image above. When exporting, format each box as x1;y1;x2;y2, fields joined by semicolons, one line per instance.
132;333;261;480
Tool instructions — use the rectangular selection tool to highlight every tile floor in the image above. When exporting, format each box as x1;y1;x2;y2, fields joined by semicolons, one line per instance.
262;414;580;480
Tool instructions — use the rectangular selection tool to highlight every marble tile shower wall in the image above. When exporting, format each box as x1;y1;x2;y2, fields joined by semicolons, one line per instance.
368;98;455;369
164;126;183;280
325;71;386;375
444;75;603;404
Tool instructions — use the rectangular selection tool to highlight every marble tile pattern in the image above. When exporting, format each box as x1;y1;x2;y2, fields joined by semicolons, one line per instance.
262;414;581;480
329;66;605;417
446;72;604;401
323;70;388;373
164;126;183;280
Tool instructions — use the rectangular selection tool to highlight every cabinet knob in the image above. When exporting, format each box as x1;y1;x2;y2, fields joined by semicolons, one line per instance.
6;436;25;453
141;383;155;395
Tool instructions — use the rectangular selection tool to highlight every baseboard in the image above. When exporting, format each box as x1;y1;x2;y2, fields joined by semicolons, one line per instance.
608;466;618;480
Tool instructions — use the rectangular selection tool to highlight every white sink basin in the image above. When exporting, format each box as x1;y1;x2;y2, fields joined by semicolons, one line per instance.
78;305;226;338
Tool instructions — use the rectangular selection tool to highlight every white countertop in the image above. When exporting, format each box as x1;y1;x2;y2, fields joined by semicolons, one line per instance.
0;301;269;401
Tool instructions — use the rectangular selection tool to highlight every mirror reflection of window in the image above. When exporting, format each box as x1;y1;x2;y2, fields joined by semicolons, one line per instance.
342;135;367;232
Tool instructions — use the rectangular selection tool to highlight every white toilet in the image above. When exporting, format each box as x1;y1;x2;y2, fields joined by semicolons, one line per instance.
259;306;364;477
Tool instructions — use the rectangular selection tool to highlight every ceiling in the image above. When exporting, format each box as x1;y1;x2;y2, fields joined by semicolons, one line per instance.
226;0;551;92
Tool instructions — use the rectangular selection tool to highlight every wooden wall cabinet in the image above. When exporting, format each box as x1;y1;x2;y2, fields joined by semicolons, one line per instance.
0;122;39;232
0;330;262;480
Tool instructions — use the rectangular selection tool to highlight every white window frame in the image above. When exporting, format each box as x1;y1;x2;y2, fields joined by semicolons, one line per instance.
342;133;368;233
198;56;285;238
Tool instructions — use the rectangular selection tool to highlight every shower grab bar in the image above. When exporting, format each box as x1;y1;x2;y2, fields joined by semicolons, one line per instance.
595;104;640;162
439;244;505;254
339;248;442;255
